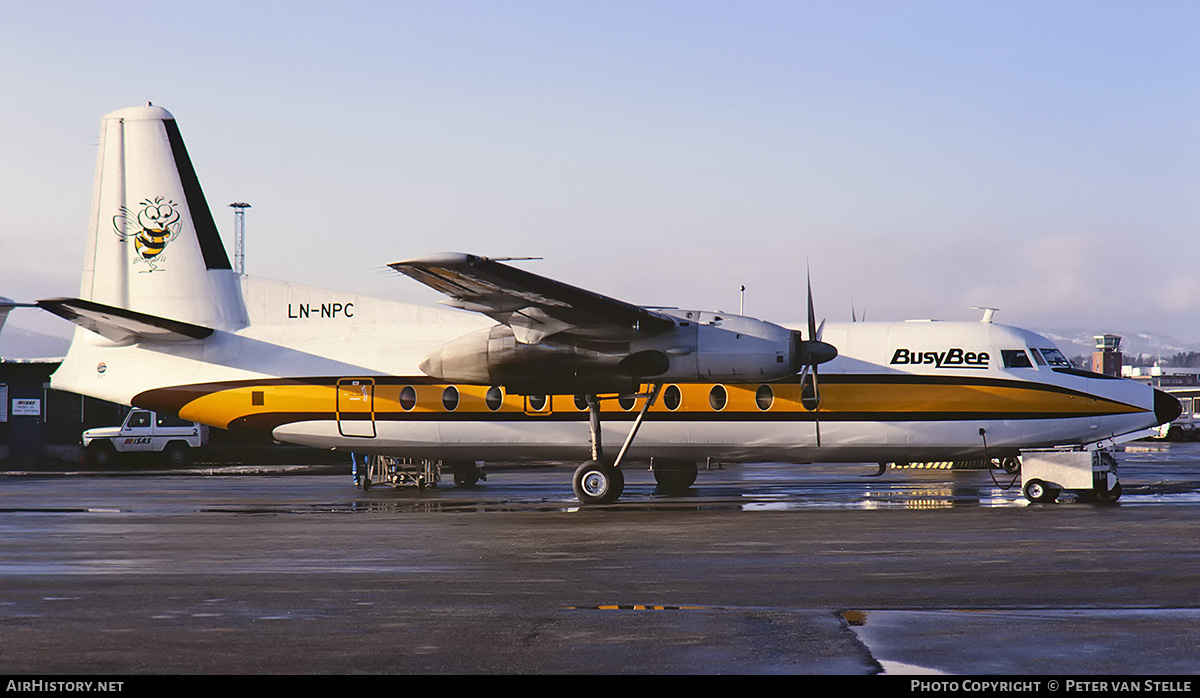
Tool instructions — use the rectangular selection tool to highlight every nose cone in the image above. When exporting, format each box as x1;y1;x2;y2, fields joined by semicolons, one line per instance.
1154;389;1182;426
804;340;839;366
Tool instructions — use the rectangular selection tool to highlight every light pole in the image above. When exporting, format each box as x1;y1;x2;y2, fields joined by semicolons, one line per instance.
229;202;251;275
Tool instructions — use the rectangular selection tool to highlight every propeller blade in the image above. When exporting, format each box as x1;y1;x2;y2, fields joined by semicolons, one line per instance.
798;363;823;444
800;366;820;410
813;366;822;447
802;265;827;447
806;266;817;341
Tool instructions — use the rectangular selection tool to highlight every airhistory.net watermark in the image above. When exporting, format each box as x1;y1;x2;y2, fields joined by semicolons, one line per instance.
5;681;123;693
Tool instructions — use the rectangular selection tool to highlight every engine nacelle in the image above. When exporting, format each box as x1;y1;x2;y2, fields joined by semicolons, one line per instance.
419;325;638;394
419;309;837;395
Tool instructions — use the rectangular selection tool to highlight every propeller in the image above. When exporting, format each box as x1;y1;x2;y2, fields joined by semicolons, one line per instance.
792;267;837;446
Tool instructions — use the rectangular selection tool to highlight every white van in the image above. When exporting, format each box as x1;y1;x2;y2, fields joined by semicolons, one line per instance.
83;410;208;466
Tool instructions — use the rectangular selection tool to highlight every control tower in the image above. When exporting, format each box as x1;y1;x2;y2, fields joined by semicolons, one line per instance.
1092;334;1123;377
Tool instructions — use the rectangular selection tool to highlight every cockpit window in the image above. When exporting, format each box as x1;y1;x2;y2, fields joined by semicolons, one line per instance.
1001;349;1034;368
1029;348;1048;366
1037;348;1072;367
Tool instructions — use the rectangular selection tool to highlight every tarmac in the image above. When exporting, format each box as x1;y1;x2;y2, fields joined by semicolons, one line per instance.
2;442;1199;675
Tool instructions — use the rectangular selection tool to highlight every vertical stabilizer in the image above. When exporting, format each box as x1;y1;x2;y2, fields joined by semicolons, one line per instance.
81;105;246;330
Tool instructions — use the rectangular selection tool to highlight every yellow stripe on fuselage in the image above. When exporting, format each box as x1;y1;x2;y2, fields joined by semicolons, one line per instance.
156;375;1143;431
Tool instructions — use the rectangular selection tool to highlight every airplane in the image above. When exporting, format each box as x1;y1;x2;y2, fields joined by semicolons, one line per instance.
4;104;1181;504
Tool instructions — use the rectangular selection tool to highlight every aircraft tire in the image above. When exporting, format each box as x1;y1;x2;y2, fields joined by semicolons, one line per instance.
1023;479;1059;503
653;459;697;494
452;467;480;487
573;461;624;504
1095;482;1123;503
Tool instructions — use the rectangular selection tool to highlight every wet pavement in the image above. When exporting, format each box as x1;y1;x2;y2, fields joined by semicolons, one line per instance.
1;442;1199;674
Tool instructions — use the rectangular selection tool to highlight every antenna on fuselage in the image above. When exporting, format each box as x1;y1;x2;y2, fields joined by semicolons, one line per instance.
972;306;998;323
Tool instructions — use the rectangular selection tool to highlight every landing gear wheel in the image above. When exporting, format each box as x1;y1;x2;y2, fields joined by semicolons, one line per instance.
1001;457;1021;474
653;460;697;494
1095;482;1123;503
453;469;480;487
1023;478;1059;503
573;461;624;504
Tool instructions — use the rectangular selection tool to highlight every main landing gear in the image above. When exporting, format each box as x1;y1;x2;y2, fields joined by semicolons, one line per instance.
572;385;692;505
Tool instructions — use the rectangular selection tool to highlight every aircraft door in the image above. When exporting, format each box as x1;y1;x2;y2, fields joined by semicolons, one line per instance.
337;378;376;438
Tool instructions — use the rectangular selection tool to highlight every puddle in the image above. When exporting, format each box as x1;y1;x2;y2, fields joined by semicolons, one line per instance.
843;609;1200;675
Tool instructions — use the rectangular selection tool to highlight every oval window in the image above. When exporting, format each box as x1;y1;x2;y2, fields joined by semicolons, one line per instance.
618;394;636;411
399;385;416;411
663;385;682;411
528;394;547;411
755;384;774;411
574;394;589;411
486;386;503;412
442;386;459;411
708;384;727;411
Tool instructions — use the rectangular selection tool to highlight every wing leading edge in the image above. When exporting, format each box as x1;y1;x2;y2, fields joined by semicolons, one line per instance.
389;253;675;344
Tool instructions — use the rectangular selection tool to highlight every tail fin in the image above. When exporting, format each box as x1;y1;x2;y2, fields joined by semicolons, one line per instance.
81;105;245;331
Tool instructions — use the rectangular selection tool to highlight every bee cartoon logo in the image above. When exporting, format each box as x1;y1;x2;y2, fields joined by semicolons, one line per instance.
113;196;182;272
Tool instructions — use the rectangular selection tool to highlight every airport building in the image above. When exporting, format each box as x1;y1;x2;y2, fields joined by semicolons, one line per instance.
0;359;125;465
0;359;335;468
1123;364;1200;388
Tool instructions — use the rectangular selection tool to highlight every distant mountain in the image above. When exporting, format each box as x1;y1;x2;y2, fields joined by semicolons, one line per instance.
1036;328;1200;363
0;326;70;360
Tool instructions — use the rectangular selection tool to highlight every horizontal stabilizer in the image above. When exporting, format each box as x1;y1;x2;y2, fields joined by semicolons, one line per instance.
0;297;37;336
37;297;213;344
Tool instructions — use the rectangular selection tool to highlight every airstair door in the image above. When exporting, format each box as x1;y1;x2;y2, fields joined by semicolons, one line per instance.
337;378;376;438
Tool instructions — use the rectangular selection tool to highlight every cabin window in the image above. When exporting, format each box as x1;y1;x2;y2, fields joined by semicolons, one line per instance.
663;385;682;411
528;394;547;411
574;394;589;411
709;384;727;411
399;386;417;411
618;395;636;411
485;386;503;412
441;386;459;411
755;385;774;411
1001;350;1034;368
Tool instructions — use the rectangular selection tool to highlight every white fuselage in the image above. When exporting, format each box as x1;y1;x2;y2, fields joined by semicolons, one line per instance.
51;275;1167;466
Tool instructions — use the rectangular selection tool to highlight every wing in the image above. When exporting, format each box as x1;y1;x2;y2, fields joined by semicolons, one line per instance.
389;253;675;344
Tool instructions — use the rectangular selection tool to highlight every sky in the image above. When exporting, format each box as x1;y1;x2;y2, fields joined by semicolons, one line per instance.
3;1;1199;348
